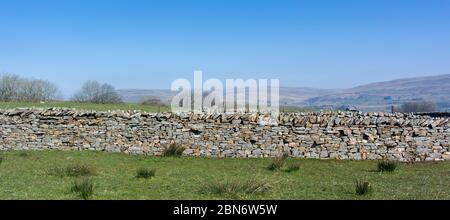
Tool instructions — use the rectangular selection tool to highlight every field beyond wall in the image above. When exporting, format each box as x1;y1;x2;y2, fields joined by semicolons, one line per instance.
0;101;170;112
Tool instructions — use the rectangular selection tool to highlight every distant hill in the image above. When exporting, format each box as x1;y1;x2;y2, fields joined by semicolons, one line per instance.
118;74;450;112
276;87;342;106
118;87;339;105
304;74;450;111
117;89;177;104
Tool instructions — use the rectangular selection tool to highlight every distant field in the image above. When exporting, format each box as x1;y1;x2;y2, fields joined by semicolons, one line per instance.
0;101;316;113
281;106;320;112
0;101;170;112
0;150;449;200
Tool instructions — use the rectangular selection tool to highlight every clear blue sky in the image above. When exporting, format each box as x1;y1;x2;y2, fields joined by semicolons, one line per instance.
1;0;449;97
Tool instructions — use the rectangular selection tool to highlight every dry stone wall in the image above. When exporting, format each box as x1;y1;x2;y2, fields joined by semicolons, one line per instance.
1;108;450;162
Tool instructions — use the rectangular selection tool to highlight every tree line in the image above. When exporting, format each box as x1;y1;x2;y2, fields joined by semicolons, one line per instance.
396;101;437;113
0;74;60;102
0;74;123;103
72;80;122;104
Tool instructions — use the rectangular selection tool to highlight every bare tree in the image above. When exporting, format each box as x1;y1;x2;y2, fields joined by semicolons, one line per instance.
398;101;437;113
72;81;101;103
0;74;60;102
0;74;22;101
19;79;60;101
98;83;122;103
72;80;122;104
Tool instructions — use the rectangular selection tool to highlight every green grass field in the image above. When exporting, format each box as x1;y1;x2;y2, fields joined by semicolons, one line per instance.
0;101;170;112
0;150;449;200
0;101;319;113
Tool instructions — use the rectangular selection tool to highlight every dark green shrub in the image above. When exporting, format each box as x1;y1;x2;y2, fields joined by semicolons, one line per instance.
355;179;371;196
267;152;289;171
377;160;398;172
135;168;155;179
162;143;185;157
0;156;3;165
71;178;94;200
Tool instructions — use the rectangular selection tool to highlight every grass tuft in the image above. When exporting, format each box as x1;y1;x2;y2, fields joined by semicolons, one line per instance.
284;162;301;173
267;152;289;171
162;143;185;157
18;152;30;157
201;178;273;198
135;168;155;179
0;156;3;165
355;179;371;196
65;164;96;177
377;160;398;172
71;178;94;200
49;164;96;177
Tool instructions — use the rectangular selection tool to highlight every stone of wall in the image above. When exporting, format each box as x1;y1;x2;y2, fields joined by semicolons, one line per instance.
1;108;450;162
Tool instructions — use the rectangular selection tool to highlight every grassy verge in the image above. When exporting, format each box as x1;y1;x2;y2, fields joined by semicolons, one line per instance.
0;150;449;200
